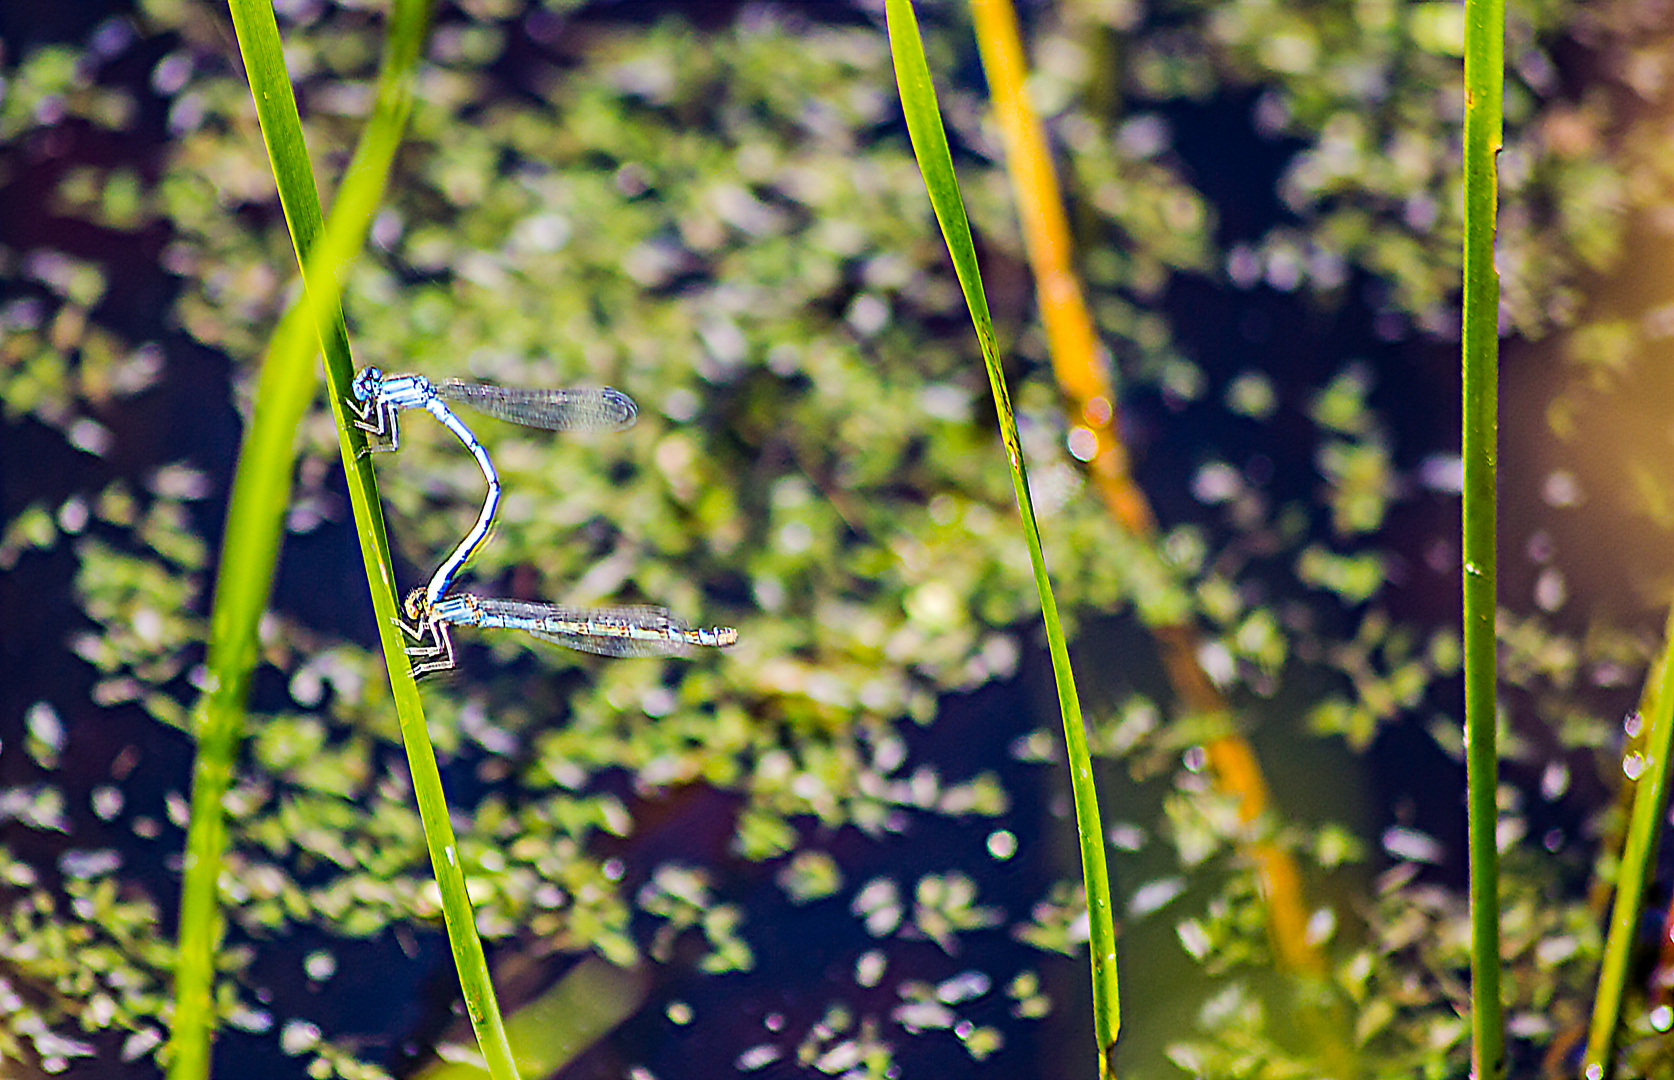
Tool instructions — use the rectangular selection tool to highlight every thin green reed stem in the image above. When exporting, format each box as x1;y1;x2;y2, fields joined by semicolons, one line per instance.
1462;0;1505;1076
885;3;1119;1075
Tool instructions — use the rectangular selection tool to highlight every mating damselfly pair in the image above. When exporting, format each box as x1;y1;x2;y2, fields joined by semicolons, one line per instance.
350;367;736;675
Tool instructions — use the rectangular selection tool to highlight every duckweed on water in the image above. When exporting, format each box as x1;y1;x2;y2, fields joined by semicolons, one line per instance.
6;0;1674;1075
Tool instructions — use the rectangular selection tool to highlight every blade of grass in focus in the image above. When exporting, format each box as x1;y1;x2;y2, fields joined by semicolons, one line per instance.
172;3;519;1078
1461;0;1505;1075
885;2;1119;1073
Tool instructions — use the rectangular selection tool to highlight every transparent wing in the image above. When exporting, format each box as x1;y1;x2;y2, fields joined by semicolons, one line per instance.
471;598;732;658
436;381;638;431
470;597;667;627
473;598;688;655
528;628;690;658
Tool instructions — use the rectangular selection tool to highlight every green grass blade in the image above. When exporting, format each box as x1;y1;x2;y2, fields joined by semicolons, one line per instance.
167;0;430;1070
168;295;316;1080
1462;0;1505;1076
1584;603;1674;1077
885;1;1119;1072
171;3;518;1078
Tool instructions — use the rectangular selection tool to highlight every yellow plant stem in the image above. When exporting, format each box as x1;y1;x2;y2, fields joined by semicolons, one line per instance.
966;0;1323;977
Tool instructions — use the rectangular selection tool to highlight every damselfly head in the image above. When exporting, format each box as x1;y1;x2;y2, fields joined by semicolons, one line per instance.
402;587;428;622
351;367;382;402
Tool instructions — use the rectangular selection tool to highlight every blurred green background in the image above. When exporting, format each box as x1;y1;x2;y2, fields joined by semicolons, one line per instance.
5;0;1674;1076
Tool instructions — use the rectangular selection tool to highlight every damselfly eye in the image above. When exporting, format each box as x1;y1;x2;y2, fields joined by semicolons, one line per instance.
403;588;425;621
351;367;382;402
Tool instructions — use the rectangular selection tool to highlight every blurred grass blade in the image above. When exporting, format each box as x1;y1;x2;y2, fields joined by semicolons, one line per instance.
1461;0;1505;1076
885;1;1119;1072
167;0;428;1071
172;3;518;1079
168;296;314;1080
1584;602;1674;1077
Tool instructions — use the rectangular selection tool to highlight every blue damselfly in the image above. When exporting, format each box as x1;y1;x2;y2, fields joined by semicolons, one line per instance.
397;589;738;676
348;367;638;605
